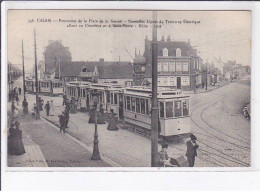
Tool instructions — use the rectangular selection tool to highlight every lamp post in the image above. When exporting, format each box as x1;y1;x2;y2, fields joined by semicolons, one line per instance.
91;91;101;160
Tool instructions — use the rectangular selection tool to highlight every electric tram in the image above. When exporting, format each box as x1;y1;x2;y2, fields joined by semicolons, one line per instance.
123;87;191;137
65;81;191;137
25;79;63;96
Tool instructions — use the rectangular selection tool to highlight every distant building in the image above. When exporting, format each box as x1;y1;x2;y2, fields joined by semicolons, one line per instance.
43;40;72;74
133;53;147;86
143;35;202;90
55;58;134;86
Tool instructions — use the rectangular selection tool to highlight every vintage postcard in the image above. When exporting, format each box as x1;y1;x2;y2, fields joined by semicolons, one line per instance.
3;8;251;170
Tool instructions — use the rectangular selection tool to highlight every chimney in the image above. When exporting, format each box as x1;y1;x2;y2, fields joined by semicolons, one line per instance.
167;35;171;41
100;58;104;63
161;36;165;41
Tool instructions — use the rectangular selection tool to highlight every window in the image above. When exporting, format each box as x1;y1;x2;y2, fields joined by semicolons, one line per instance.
176;48;181;57
162;77;168;85
127;96;131;110
140;98;145;114
131;97;136;112
169;62;175;72
163;48;168;57
158;62;162;72
114;93;118;104
183;62;189;71
111;93;114;105
107;91;110;103
166;102;174;118
160;102;164;118
176;62;182;72
183;100;189;116
145;99;149;115
169;77;176;86
83;89;86;97
136;98;140;113
162;62;169;72
100;93;103;103
174;100;182;117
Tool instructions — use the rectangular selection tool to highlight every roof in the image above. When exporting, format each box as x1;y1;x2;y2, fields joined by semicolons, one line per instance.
144;40;199;65
55;61;134;79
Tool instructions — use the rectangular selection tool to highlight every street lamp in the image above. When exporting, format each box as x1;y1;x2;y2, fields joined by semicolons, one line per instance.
91;91;101;160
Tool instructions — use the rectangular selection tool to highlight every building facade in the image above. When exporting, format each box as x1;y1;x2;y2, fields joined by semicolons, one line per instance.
43;40;72;74
143;36;202;90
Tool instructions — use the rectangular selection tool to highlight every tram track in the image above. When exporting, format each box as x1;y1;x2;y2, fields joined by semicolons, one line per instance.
190;91;250;167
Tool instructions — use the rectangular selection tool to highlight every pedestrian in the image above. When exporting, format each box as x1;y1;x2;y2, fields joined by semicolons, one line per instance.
8;91;12;102
97;104;106;124
15;93;19;105
64;108;70;128
158;143;170;167
186;134;199;167
22;99;29;115
8;121;25;155
49;100;54;116
65;99;70;112
107;109;119;131
31;103;37;119
70;99;76;113
18;87;22;95
11;101;16;115
45;101;50;116
58;111;66;133
62;94;67;106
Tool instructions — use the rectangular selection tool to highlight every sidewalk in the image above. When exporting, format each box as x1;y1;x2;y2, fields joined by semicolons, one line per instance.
183;80;232;95
7;101;110;167
8;132;48;167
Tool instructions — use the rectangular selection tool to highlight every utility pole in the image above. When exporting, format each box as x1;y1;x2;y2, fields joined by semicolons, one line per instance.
22;40;26;100
34;29;40;119
151;11;159;167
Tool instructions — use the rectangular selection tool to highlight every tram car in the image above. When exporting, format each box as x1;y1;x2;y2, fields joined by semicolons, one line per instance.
25;79;40;93
65;81;91;110
40;79;64;96
123;87;191;137
25;79;63;96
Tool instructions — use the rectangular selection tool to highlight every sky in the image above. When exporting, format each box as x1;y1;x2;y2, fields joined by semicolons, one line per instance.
8;10;251;72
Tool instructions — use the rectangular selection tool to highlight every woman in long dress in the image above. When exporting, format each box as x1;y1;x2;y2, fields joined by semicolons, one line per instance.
49;100;54;116
22;99;29;115
97;104;106;124
8;121;25;155
107;109;119;131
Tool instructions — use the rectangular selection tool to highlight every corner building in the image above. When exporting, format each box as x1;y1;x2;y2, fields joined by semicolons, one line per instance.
143;36;202;91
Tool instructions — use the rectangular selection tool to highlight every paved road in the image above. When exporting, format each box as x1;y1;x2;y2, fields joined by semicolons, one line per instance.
11;76;250;167
189;76;251;167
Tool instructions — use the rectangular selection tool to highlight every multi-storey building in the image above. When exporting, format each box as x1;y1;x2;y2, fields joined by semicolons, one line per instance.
143;36;202;90
43;40;72;74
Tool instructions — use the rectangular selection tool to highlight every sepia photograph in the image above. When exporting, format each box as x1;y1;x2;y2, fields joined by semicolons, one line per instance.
5;9;251;168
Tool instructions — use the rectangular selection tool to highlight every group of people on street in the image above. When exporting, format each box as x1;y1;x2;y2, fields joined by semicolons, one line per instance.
8;86;26;156
158;134;199;167
59;96;70;134
88;102;119;131
8;87;21;105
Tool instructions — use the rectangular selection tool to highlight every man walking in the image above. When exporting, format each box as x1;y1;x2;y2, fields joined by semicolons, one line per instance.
18;87;22;95
58;111;66;133
64;108;70;128
45;101;50;116
186;134;199;167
